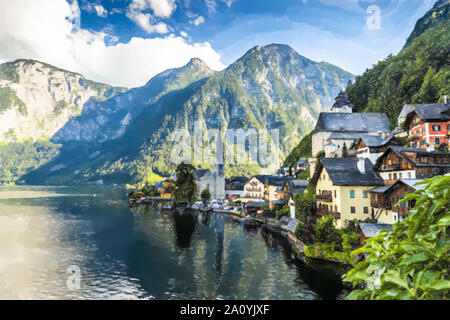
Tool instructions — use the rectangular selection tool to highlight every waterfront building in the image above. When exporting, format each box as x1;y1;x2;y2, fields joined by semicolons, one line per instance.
225;176;247;199
193;163;225;200
311;158;384;229
374;146;450;185
369;179;426;225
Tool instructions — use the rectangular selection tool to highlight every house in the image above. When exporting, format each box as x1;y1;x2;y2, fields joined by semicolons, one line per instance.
225;176;247;199
370;179;425;224
403;103;450;149
355;134;403;164
330;91;353;113
296;158;309;172
156;179;175;199
324;132;363;157
278;180;308;218
312;112;391;158
244;175;293;202
374;146;450;185
193;163;225;200
359;223;393;245
311;158;384;229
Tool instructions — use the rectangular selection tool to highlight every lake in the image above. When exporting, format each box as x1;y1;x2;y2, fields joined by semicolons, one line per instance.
0;186;347;300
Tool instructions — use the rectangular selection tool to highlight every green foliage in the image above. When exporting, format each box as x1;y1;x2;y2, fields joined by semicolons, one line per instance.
296;168;310;180
346;19;450;127
0;62;20;83
314;215;342;247
0;140;61;184
315;150;325;159
294;186;316;221
404;0;449;49
344;175;450;300
283;133;312;167
140;184;160;197
0;87;26;115
276;206;290;220
173;162;197;203
201;188;211;203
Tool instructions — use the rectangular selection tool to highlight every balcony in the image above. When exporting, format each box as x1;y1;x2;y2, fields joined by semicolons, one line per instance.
381;164;400;171
317;210;340;219
408;132;422;141
316;191;333;202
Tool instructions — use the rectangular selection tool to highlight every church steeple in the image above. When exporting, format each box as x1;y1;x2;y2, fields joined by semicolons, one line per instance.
331;91;353;113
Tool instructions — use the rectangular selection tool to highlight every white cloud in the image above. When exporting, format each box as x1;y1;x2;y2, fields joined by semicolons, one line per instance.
94;4;108;18
0;0;225;87
127;0;177;33
191;16;205;26
128;0;177;19
126;11;170;34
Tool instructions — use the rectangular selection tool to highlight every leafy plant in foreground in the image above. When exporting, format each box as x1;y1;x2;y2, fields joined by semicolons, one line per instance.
344;175;450;300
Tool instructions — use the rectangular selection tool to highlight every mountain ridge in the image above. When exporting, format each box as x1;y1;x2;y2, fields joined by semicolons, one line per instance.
21;43;354;185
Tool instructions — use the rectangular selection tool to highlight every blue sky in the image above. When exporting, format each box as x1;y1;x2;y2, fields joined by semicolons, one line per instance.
0;0;436;87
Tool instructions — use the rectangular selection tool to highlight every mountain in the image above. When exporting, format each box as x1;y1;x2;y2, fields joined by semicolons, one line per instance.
52;58;214;143
0;59;127;142
404;0;449;49
23;44;354;185
345;1;449;128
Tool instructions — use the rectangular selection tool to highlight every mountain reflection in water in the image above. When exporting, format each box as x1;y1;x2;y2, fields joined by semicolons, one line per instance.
0;186;347;300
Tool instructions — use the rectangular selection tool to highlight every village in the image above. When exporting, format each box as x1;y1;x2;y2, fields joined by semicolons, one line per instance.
129;92;450;265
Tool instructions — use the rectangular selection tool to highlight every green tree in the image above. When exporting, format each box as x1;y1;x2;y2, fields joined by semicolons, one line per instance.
201;188;211;203
314;215;342;247
173;162;197;203
344;175;450;300
293;186;317;244
276;206;290;220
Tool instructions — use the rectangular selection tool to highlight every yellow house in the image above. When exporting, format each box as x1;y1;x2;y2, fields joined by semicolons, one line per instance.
157;179;175;199
311;158;384;229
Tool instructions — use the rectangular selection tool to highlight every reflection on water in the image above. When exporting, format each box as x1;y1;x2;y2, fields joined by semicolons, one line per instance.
0;186;346;300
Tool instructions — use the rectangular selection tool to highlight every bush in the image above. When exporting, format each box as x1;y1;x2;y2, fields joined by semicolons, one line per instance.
201;189;211;203
314;215;342;247
344;175;450;300
276;206;290;220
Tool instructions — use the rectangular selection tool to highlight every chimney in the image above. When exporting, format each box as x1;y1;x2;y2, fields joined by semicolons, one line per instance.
357;158;366;174
427;141;435;152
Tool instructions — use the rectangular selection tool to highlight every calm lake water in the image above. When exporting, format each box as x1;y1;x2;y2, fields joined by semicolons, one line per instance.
0;186;347;300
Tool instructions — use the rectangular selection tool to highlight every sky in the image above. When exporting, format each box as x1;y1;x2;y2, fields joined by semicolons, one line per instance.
0;0;436;88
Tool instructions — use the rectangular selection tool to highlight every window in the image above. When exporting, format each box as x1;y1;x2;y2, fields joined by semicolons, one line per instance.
363;191;368;198
393;173;397;180
399;173;402;179
334;190;337;198
408;172;412;179
350;190;355;198
350;207;356;214
420;140;426;146
388;173;392;180
364;207;369;214
432;125;441;132
420;157;428;164
435;138;440;145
